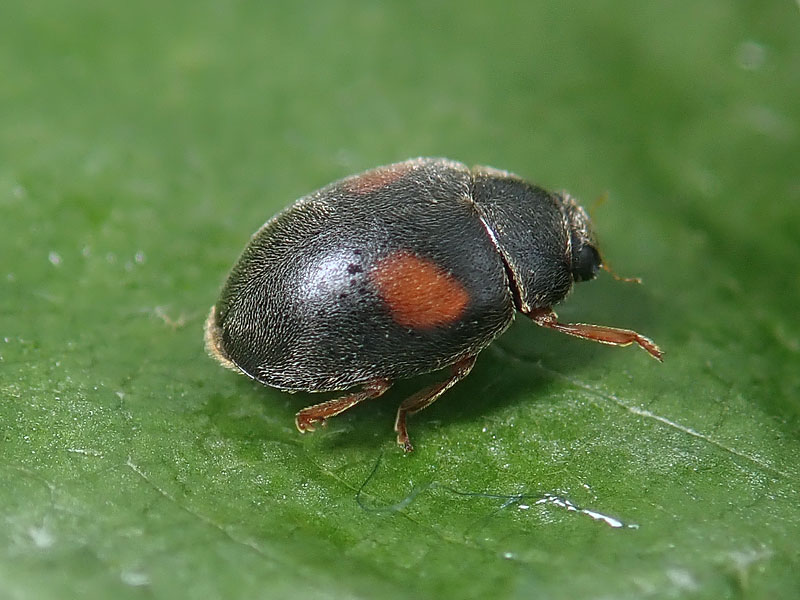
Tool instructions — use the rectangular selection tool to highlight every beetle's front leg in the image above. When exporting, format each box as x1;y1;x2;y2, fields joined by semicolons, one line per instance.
527;308;663;361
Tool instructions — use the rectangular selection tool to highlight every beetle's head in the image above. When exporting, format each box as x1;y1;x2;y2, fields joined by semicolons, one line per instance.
561;194;602;283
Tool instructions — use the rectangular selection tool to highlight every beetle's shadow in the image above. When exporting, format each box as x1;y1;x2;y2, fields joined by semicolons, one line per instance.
243;276;662;453
282;333;577;454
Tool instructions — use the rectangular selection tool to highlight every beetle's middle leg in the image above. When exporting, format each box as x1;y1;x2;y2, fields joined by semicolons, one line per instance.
394;354;477;453
296;379;392;433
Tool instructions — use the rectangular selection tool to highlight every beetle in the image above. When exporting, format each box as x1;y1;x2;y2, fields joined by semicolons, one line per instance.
205;157;662;451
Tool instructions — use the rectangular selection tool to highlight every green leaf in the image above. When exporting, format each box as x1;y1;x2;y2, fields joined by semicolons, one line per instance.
2;1;798;598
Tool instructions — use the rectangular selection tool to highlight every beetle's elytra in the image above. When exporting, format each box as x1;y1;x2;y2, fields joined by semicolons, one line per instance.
205;158;662;451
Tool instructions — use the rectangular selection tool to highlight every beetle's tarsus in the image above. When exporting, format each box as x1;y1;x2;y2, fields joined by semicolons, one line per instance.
295;414;322;433
400;437;414;453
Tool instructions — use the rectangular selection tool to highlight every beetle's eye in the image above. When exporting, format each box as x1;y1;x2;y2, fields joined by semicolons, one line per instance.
572;244;601;282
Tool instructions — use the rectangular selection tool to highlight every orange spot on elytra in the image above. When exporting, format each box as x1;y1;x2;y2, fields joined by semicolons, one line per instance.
343;163;414;195
371;251;470;328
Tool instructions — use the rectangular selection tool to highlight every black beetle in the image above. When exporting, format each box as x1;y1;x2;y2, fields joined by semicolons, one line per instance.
205;158;662;451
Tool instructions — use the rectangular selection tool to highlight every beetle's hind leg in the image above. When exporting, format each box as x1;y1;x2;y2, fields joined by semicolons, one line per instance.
394;355;477;453
296;379;392;433
528;307;663;361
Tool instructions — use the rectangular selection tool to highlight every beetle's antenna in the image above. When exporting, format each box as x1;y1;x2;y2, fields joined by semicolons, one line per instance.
601;261;642;284
589;190;609;220
589;192;643;284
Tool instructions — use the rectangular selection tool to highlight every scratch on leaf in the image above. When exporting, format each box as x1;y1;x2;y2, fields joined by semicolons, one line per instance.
537;364;794;481
124;457;269;558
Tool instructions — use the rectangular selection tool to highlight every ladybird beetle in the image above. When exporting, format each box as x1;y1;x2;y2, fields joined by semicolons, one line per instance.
205;158;662;451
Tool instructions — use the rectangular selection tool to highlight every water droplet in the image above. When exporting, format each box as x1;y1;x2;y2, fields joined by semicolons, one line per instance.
121;571;150;587
735;41;766;71
28;526;55;549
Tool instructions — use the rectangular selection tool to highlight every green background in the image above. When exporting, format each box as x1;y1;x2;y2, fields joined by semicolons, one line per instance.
2;1;798;598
